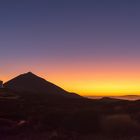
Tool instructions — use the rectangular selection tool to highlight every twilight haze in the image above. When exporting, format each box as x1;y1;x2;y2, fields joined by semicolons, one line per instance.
1;0;140;96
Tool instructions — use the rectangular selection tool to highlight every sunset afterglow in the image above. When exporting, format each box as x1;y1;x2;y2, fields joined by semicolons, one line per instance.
2;63;140;96
1;0;140;96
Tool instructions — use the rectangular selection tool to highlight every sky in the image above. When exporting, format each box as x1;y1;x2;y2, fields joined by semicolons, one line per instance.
1;0;140;96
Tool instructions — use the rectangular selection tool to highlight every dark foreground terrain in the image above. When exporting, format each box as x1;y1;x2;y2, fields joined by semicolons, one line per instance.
0;73;140;140
1;90;140;140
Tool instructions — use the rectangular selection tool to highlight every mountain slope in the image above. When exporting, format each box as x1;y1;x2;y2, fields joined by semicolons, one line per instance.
4;72;81;98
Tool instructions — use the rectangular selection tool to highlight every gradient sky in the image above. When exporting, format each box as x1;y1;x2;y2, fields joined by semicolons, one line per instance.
1;0;140;96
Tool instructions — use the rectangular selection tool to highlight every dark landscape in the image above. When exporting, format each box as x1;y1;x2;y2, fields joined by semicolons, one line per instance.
0;72;139;140
1;0;140;140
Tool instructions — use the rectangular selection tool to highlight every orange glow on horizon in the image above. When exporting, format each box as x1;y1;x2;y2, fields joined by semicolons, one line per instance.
1;61;140;96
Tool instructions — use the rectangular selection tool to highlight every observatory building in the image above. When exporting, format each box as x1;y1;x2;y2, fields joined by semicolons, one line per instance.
0;81;3;88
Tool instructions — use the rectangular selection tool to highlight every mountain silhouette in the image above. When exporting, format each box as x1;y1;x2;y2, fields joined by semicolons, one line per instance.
4;72;81;98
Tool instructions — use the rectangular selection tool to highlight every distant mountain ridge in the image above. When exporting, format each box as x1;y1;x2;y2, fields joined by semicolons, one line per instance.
4;72;81;99
87;95;140;101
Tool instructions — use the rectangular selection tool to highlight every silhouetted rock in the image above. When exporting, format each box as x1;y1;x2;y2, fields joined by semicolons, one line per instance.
4;72;81;99
0;80;3;88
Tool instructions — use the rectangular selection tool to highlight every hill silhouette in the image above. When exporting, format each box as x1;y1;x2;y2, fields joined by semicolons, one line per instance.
2;72;140;140
4;72;81;99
